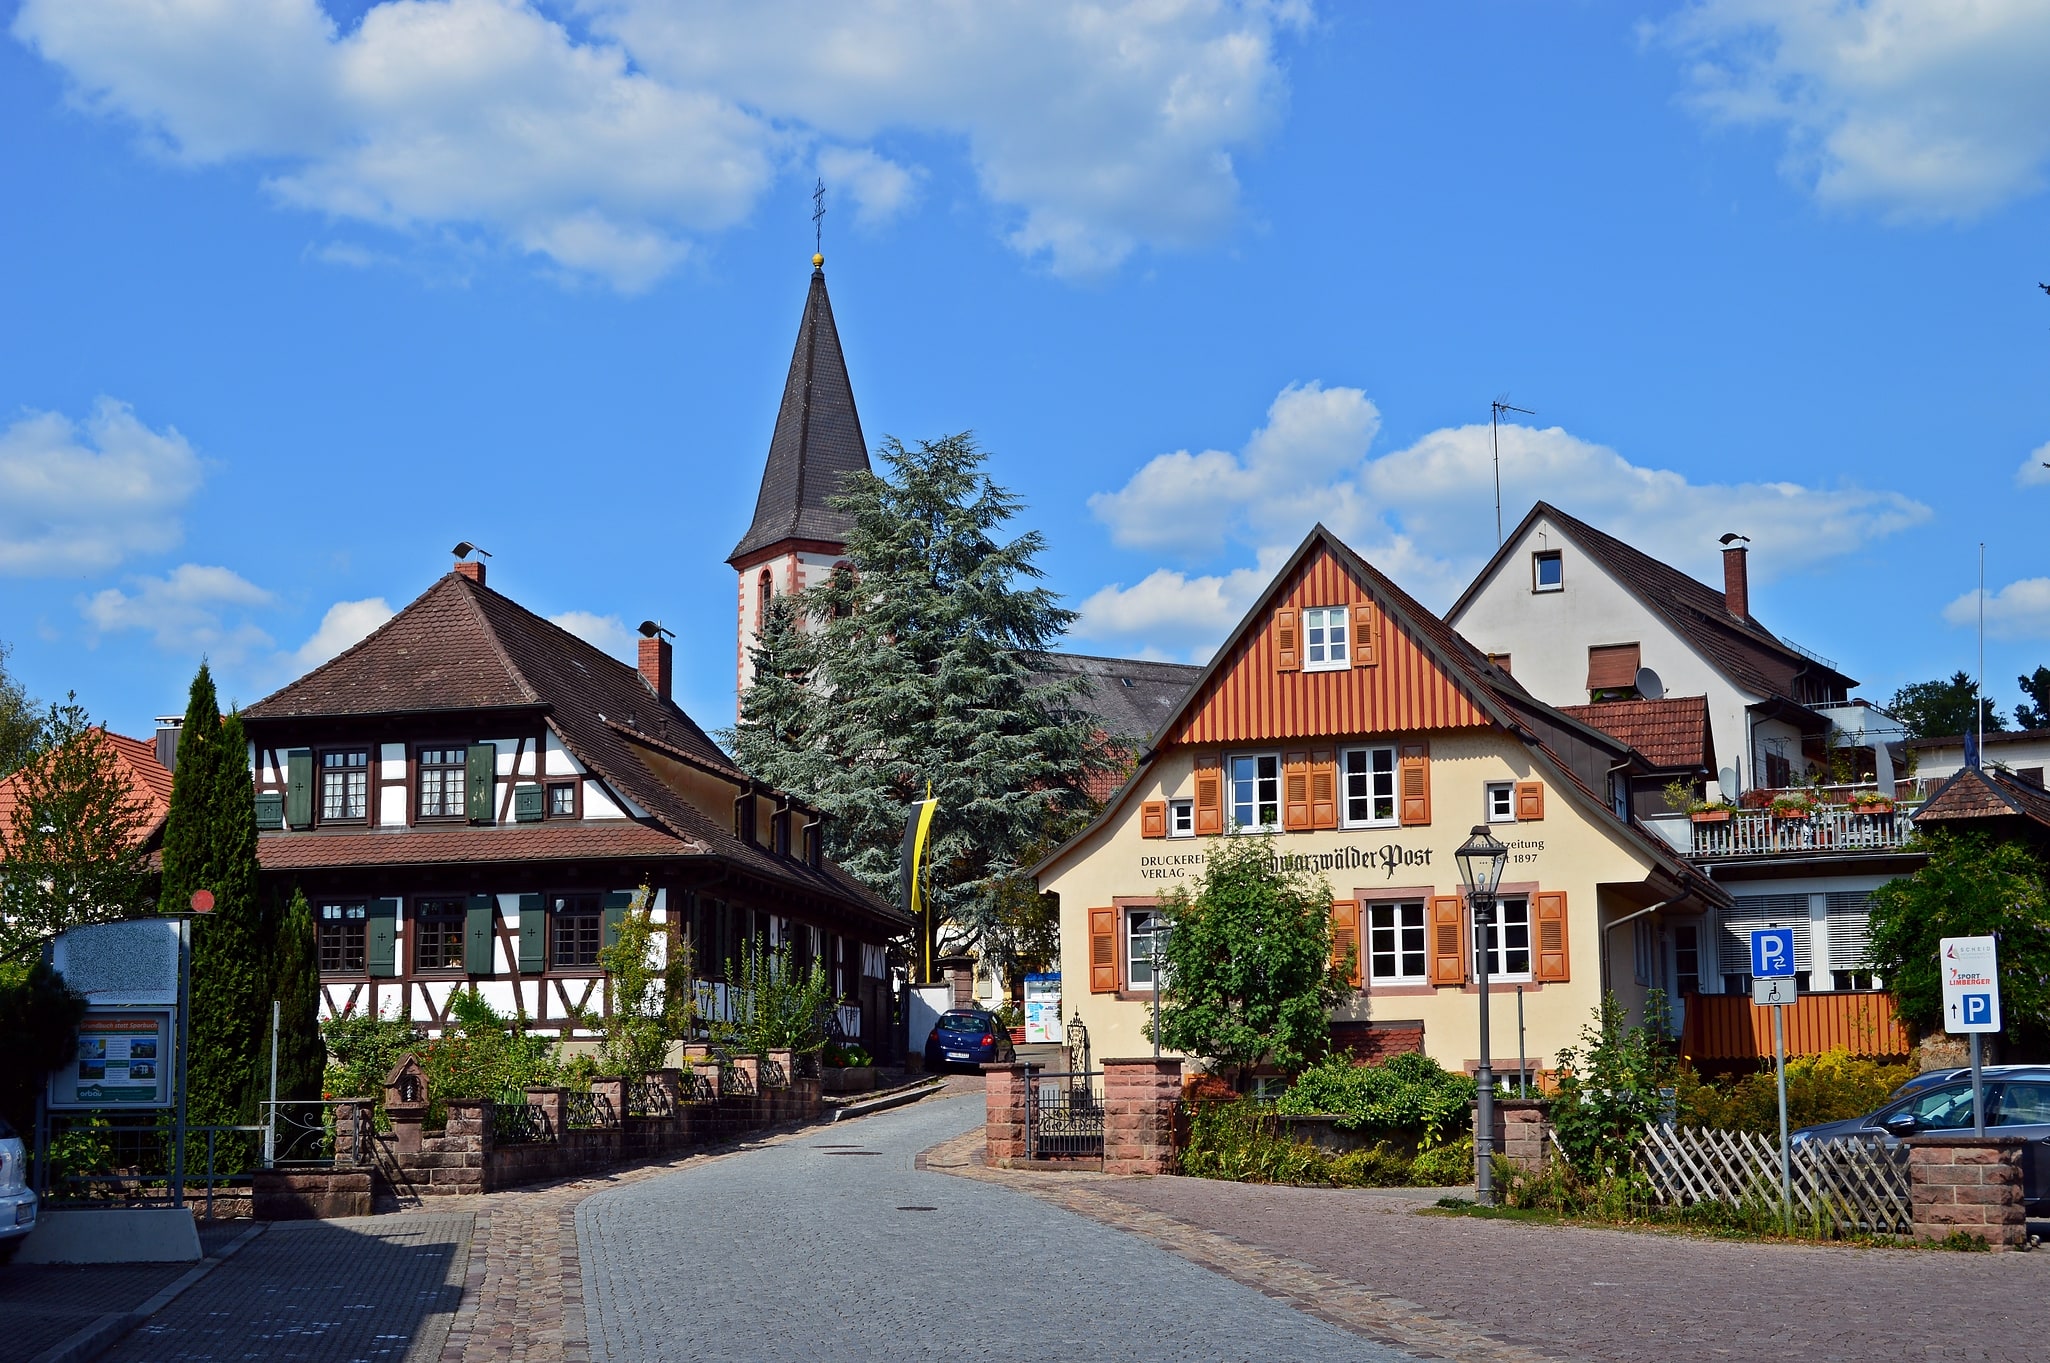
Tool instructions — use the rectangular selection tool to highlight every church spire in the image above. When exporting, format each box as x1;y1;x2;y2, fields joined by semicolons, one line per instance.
727;256;870;566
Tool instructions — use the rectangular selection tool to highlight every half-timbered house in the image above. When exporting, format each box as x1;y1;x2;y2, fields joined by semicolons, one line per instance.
1035;525;1728;1079
240;557;907;1050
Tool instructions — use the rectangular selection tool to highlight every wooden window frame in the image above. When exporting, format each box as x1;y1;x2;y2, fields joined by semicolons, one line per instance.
414;743;471;824
1226;751;1282;834
1124;904;1167;993
1300;604;1350;672
545;780;580;819
411;895;468;973
316;747;373;827
1532;550;1563;593
548;892;605;973
1341;745;1399;828
318;900;369;977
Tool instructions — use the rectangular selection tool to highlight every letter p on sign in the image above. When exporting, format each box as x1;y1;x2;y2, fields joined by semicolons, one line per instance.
1750;927;1795;979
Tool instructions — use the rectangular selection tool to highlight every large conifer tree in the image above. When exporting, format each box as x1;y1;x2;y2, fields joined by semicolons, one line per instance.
256;887;324;1109
725;433;1117;985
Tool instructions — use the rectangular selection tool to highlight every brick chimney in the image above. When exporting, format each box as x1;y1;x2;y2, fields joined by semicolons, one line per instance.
455;559;485;586
1722;543;1749;619
639;633;672;703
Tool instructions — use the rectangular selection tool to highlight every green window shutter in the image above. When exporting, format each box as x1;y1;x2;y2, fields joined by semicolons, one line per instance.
517;893;546;974
602;891;634;951
285;749;313;829
512;783;544;823
367;898;398;977
465;894;497;976
466;743;497;825
254;791;284;831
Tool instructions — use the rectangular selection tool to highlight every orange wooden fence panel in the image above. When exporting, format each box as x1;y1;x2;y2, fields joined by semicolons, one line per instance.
1681;991;1912;1064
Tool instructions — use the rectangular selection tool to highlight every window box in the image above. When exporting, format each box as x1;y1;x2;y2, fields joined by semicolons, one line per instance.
1689;807;1733;824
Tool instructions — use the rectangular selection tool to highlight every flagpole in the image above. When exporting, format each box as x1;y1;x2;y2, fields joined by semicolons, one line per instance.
1979;542;1986;769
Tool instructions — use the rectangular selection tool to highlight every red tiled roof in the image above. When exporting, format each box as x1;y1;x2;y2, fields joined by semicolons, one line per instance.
0;728;173;852
1557;697;1715;771
253;821;693;870
1914;765;2050;831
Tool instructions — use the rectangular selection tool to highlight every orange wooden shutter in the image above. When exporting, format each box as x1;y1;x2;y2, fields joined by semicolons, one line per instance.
1089;907;1119;993
1351;601;1379;667
1194;754;1223;836
1308;748;1338;830
1427;894;1468;986
1398;741;1431;826
1330;900;1361;988
1140;800;1167;839
1282;749;1312;830
1586;642;1641;691
1534;892;1569;982
1515;781;1544;821
1275;607;1301;672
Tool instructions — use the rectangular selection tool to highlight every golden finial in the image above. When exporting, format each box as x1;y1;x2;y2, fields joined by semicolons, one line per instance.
813;253;824;268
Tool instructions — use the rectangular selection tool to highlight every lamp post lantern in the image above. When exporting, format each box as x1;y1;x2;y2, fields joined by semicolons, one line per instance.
1455;824;1510;1206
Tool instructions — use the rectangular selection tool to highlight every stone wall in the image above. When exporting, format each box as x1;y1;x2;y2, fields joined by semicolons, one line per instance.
982;1063;1027;1166
1102;1058;1183;1176
1907;1134;2028;1249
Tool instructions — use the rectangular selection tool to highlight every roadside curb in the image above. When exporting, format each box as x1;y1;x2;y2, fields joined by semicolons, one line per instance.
830;1080;947;1122
29;1222;267;1363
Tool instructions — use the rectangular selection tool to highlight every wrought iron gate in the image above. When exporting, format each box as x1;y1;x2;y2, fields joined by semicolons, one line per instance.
1024;1068;1103;1161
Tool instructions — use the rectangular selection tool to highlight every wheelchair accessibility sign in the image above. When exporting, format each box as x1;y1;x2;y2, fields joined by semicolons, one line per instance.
1941;935;2002;1035
1750;927;1796;980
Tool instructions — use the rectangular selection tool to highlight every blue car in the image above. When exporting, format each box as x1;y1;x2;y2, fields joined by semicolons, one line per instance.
924;1009;1016;1071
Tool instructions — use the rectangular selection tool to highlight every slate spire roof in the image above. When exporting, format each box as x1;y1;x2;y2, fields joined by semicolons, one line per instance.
728;262;870;565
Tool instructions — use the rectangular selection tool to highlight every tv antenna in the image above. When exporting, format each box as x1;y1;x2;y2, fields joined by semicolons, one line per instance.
1490;397;1535;546
812;178;826;258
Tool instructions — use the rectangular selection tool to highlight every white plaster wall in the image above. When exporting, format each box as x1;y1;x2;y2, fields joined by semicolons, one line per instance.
1915;736;2050;784
1448;514;1760;796
583;781;625;819
543;730;583;777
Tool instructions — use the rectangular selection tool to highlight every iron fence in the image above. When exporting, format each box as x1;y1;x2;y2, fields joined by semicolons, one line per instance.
626;1080;675;1118
34;1112;265;1219
719;1060;756;1098
566;1091;617;1129
493;1102;554;1145
265;1099;372;1168
793;1051;822;1081
758;1056;789;1089
679;1070;716;1104
1024;1069;1104;1161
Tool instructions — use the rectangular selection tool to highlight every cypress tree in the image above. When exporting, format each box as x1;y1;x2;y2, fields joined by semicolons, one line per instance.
157;663;222;922
256;888;325;1110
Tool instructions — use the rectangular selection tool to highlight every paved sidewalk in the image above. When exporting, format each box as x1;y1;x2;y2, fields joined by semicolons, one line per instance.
3;1221;248;1362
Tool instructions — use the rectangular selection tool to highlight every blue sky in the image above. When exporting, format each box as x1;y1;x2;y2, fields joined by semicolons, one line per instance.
2;0;2047;739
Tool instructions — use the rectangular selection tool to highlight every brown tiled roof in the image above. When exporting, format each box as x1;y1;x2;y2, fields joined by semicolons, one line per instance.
1451;502;1857;704
0;728;173;852
253;822;691;870
729;265;870;564
244;571;904;928
1914;764;2050;832
1027;652;1203;745
1558;697;1715;771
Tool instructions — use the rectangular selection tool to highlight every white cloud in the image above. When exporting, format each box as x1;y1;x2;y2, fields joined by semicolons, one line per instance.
2015;440;2050;487
1080;382;1932;658
15;0;1302;287
1945;580;2050;640
291;597;395;670
1660;1;2050;219
82;563;274;663
549;610;637;660
0;398;205;574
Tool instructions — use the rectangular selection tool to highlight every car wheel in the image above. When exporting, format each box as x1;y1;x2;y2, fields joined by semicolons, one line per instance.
0;1238;20;1266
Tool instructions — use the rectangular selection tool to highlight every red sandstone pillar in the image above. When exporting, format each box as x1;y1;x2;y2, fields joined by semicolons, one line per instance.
1102;1057;1183;1176
1909;1134;2028;1249
983;1062;1027;1167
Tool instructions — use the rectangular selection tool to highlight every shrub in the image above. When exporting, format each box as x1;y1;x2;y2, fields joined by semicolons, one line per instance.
1181;1098;1328;1183
320;1008;421;1130
1675;1049;1914;1134
1550;992;1677;1179
1409;1135;1475;1187
714;942;832;1055
824;1042;872;1068
427;991;566;1114
1328;1143;1417;1188
1275;1052;1475;1147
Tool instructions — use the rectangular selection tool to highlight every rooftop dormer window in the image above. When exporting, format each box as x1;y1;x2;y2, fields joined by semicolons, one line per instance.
1301;606;1350;671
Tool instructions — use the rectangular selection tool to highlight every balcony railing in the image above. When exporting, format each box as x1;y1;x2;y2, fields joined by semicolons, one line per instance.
1680;990;1913;1064
1685;801;1923;858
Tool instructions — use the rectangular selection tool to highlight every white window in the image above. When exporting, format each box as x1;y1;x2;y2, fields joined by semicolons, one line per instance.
1168;798;1194;838
1341;746;1397;826
1249;1074;1289;1100
1485;782;1515;823
1127;910;1169;990
1228;753;1281;832
1301;606;1350;671
1367;901;1427;982
1474;896;1532;980
1533;550;1563;592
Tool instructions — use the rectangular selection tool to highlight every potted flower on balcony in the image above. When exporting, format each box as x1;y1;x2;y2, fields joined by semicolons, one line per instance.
1770;793;1814;820
1848;790;1895;815
1664;780;1735;823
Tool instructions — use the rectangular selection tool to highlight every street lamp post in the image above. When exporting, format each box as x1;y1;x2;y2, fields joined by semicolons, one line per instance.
1455;824;1510;1206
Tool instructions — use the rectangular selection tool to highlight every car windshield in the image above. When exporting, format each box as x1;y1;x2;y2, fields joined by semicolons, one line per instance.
1897;1083;1978;1130
937;1013;990;1033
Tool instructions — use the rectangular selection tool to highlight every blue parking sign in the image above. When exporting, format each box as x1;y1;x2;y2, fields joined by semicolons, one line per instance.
1750;927;1796;979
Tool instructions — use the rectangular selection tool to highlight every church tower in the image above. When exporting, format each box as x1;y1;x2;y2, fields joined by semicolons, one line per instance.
728;254;870;712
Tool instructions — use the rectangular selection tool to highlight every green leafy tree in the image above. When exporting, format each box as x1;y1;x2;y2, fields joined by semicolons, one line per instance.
595;885;699;1079
2014;666;2050;730
1154;836;1342;1090
162;666;268;1126
0;641;42;780
1548;992;1678;1179
724;433;1118;986
256;888;325;1108
0;697;157;960
1865;831;2050;1052
0;959;87;1134
1888;671;2006;740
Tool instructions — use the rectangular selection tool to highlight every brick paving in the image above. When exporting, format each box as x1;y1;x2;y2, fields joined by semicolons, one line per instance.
937;1137;2050;1363
579;1091;1421;1362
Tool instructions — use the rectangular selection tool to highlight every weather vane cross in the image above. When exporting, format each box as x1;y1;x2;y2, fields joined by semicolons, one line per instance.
812;178;826;256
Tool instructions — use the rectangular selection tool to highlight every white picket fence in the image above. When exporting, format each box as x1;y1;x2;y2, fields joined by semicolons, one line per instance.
1638;1124;1911;1234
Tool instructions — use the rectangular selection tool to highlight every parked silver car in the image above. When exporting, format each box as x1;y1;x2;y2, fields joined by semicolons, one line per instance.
0;1117;36;1263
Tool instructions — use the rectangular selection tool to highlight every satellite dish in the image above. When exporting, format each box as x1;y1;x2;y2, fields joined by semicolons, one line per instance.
1634;667;1665;701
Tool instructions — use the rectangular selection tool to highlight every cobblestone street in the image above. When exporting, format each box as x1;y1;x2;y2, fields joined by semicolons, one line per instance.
577;1092;1417;1362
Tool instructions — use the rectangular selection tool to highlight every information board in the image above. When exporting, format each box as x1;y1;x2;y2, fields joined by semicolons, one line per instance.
1940;935;2002;1035
1024;973;1063;1044
49;1008;174;1109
